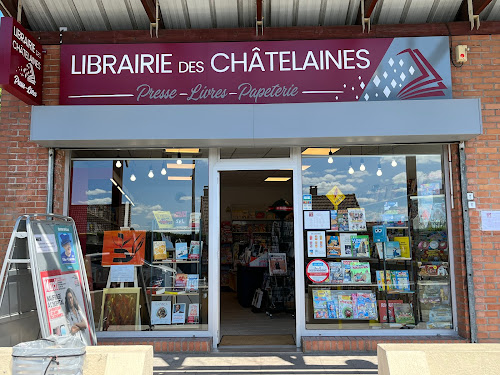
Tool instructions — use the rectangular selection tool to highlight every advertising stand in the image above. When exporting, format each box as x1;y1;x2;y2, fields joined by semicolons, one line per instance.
0;214;97;346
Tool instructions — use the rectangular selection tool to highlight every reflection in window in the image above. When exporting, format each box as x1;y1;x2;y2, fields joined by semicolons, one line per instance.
302;147;452;331
70;155;209;332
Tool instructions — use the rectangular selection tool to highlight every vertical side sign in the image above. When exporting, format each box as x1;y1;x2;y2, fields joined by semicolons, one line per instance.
0;17;43;105
29;218;97;345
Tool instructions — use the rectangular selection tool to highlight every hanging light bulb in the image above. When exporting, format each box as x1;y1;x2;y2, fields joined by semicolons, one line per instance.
161;166;167;175
391;158;398;167
176;152;182;165
359;158;366;172
377;162;383;176
115;160;122;168
130;174;136;182
148;165;154;178
327;149;334;164
348;163;354;175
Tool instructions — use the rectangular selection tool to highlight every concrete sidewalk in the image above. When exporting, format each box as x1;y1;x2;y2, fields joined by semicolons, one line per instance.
153;351;378;375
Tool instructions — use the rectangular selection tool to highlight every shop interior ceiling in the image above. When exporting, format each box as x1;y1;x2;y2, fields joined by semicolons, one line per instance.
4;0;500;33
221;170;293;188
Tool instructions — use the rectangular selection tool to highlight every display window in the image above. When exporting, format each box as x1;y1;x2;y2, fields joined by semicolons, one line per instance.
69;149;209;332
301;145;453;330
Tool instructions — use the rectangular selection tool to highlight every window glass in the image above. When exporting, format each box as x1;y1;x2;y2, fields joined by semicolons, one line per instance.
302;147;452;330
70;154;209;332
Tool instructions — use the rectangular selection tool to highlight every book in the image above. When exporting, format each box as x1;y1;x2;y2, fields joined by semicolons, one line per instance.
175;242;188;260
376;270;393;291
172;303;186;324
394;303;415;324
348;208;366;231
377;299;403;322
188;240;201;260
339;233;353;257
327;262;343;284
353;293;377;320
351;235;370;257
326;235;341;257
269;253;287;276
326;300;339;319
174;273;188;289
393;236;411;258
312;289;331;309
187;303;200;324
337;209;349;231
314;309;328;319
153;241;167;261
190;213;201;230
186;274;199;292
342;260;355;283
151;301;171;325
350;262;371;283
338;294;354;319
372;224;387;243
330;210;339;231
393;270;410;292
385;241;401;259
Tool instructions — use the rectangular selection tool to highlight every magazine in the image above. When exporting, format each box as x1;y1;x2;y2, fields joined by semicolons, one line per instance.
327;262;343;284
175;242;188;260
353;293;377;320
376;270;393;291
330;210;339;231
348;208;367;231
394;303;415;324
269;253;287;276
337;209;349;231
342;260;355;283
339;233;353;257
338;294;354;319
377;299;403;323
172;303;186;324
187;303;200;324
188;241;201;260
186;274;199;292
326;300;339;319
385;241;401;259
350;262;371;283
153;241;167;261
326;235;341;258
312;289;331;309
351;235;370;257
314;309;328;319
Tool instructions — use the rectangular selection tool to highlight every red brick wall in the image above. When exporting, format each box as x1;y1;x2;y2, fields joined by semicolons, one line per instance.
451;34;500;342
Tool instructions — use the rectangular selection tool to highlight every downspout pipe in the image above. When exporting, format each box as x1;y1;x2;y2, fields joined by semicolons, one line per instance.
459;141;478;343
46;148;54;214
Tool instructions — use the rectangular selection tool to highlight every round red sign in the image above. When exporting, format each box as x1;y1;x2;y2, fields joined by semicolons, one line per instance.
306;259;330;283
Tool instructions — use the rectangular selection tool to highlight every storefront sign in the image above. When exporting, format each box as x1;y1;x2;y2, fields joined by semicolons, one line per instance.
0;17;43;105
326;186;345;208
306;259;330;283
60;36;451;105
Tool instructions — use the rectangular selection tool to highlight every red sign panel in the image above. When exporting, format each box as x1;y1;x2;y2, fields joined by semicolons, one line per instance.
101;230;146;266
0;17;43;105
60;37;451;105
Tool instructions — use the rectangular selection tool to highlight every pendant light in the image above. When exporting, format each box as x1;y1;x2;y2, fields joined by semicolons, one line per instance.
348;149;354;174
176;152;182;165
161;161;167;175
327;148;333;164
377;160;383;176
130;173;136;182
148;165;154;178
359;146;365;171
115;160;122;168
391;146;397;167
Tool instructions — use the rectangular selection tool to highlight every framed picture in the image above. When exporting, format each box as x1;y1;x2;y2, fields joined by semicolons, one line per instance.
99;288;141;331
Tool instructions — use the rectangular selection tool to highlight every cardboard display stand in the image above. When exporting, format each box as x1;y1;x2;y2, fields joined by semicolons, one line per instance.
0;214;97;346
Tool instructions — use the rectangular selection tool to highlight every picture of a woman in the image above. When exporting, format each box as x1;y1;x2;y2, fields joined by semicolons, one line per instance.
65;288;87;343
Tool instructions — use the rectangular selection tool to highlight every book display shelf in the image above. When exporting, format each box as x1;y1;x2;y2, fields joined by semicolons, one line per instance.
305;195;452;330
148;212;206;329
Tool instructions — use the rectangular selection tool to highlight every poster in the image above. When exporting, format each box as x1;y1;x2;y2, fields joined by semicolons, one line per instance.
55;225;79;271
109;265;135;283
269;253;287;276
307;231;326;258
303;210;330;230
151;301;172;325
101;230;146;266
481;210;500;231
100;288;141;331
40;270;93;345
302;194;312;210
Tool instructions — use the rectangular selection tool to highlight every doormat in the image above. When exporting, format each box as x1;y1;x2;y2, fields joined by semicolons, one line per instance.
219;334;295;346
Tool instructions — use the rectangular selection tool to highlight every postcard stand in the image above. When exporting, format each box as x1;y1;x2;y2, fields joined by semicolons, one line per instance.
0;214;97;345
